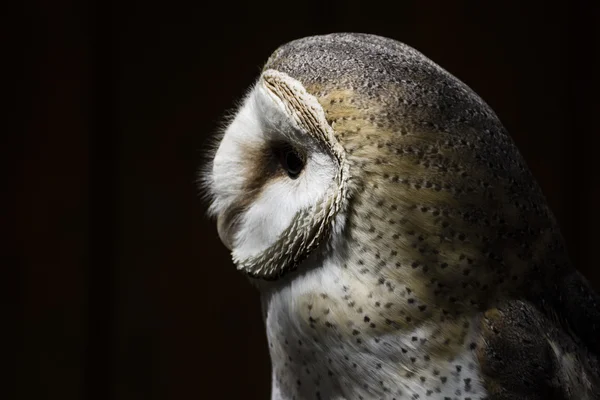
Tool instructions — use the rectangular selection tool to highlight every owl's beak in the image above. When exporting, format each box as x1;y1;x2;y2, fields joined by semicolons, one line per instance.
217;214;234;251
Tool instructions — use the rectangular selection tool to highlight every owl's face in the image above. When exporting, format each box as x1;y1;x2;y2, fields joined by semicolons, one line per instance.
205;70;349;279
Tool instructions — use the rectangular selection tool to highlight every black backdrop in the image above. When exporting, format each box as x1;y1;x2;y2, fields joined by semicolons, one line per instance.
14;1;599;399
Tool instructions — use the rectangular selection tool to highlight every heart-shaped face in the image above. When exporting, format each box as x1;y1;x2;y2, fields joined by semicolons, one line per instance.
203;69;348;280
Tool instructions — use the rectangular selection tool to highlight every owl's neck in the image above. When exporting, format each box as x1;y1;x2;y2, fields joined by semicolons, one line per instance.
260;254;487;400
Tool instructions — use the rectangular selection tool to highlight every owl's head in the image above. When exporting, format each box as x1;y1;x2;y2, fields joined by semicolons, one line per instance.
204;33;562;289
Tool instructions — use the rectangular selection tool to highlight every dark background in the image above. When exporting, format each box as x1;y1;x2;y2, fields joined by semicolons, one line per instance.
14;1;599;399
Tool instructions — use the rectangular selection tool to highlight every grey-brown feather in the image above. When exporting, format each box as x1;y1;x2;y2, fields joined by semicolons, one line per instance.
478;300;600;399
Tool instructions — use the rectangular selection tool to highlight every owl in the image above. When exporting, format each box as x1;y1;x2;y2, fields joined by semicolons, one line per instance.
203;33;600;400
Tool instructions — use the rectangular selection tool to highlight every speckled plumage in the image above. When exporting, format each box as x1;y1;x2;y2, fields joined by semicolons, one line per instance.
205;33;600;400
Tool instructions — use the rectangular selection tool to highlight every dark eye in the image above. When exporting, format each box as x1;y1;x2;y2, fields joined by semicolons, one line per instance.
275;145;305;179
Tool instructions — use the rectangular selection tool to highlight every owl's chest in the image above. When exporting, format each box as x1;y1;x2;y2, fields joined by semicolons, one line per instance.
262;264;488;400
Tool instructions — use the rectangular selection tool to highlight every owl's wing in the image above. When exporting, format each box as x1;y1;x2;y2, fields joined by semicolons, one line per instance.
550;270;600;357
477;297;600;400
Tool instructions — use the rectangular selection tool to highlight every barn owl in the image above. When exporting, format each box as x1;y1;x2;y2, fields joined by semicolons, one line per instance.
203;33;600;400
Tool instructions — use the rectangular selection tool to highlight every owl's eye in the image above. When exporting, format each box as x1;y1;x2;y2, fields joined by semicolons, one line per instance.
274;144;305;179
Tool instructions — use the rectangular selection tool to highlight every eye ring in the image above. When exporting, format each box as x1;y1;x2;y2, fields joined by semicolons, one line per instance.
274;144;305;179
